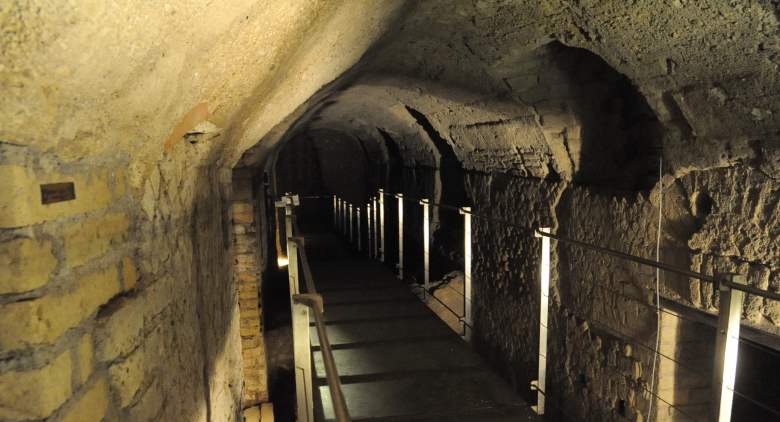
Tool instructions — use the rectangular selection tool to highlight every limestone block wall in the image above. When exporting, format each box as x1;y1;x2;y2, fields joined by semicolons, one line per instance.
0;147;243;421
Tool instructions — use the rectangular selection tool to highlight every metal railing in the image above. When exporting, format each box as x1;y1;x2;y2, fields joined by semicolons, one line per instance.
327;189;780;422
276;195;351;422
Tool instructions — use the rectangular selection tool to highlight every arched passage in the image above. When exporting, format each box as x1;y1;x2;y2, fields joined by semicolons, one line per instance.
3;1;780;421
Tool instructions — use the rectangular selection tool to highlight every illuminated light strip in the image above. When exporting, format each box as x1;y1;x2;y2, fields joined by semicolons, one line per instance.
396;193;404;280
713;274;747;422
357;206;362;251
532;227;551;415
341;198;347;236
335;197;340;231
348;203;353;243
379;189;385;262
367;202;373;256
460;207;472;341
420;198;430;293
373;196;380;259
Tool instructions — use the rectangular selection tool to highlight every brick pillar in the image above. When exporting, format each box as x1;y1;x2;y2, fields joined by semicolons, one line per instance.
231;170;269;405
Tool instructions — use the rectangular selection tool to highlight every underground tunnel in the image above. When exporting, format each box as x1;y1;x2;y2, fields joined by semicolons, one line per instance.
2;1;780;422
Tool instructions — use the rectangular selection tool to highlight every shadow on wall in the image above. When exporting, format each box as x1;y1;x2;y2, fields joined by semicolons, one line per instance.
404;106;468;281
543;41;664;192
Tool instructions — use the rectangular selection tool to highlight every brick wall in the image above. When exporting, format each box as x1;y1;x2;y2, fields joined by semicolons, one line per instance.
0;154;244;421
0;162;132;420
231;170;269;405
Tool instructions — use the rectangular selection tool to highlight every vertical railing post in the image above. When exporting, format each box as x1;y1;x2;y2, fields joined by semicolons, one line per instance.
379;189;385;262
357;206;362;252
532;227;551;415
367;201;373;257
396;193;404;280
711;274;746;422
348;203;353;244
336;197;341;232
420;198;430;295
333;195;337;228
373;196;380;259
277;194;313;422
341;198;347;236
459;207;472;341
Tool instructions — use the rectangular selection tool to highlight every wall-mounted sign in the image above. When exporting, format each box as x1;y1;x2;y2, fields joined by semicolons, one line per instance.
40;182;75;204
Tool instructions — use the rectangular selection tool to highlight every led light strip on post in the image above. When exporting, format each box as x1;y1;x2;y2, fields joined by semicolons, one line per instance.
332;195;337;228
396;193;404;280
357;206;362;252
336;197;341;232
373;196;380;259
367;201;373;256
348;203;353;244
420;198;430;296
712;274;747;422
532;227;551;416
341;199;347;236
459;206;472;341
379;189;385;262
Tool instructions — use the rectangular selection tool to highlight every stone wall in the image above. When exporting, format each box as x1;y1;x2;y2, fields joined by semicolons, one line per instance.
0;1;406;419
4;0;780;420
277;3;780;417
0;146;243;421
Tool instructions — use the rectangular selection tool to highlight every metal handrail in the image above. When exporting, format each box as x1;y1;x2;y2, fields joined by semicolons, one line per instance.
292;236;317;295
292;293;351;422
534;229;780;302
369;190;780;303
290;225;351;422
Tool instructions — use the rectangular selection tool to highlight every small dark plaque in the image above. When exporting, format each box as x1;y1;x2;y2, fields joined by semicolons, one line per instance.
40;182;76;204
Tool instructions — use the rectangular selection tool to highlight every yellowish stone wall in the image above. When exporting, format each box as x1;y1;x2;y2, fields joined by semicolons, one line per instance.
0;162;132;420
0;155;243;421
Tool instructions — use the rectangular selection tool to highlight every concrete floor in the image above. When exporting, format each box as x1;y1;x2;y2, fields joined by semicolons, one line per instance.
302;233;540;422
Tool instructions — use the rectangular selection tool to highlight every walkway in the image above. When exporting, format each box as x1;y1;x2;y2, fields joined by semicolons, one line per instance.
300;232;540;422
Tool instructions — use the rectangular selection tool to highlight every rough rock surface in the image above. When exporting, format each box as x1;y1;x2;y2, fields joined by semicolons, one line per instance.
3;0;780;421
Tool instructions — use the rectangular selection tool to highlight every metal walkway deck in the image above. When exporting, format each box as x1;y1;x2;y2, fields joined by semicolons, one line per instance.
301;233;540;422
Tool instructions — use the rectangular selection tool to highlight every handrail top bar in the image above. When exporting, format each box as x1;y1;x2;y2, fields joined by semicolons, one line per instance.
534;228;780;302
292;293;324;313
365;190;780;301
535;228;719;283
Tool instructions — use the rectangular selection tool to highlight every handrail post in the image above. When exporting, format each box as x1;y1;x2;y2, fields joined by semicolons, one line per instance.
373;196;380;259
711;274;746;422
420;198;430;296
293;293;352;422
396;193;404;280
342;197;346;235
333;195;337;228
277;194;313;422
342;199;347;237
367;201;373;257
532;227;551;415
379;189;385;262
459;207;472;341
357;206;362;252
348;203;353;243
336;197;341;232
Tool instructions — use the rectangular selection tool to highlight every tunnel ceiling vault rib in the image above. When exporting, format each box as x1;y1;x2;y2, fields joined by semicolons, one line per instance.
245;0;780;187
